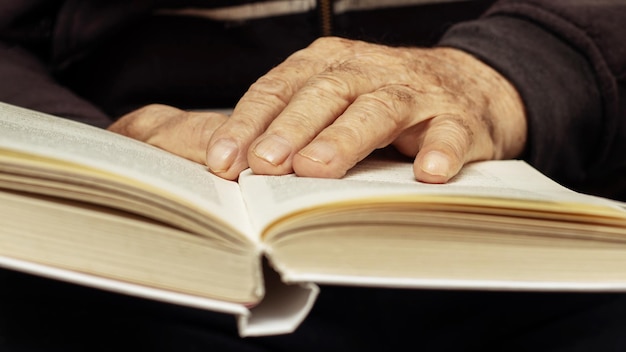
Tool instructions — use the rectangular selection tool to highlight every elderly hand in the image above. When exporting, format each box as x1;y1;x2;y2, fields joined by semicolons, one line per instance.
108;104;229;164
205;37;527;182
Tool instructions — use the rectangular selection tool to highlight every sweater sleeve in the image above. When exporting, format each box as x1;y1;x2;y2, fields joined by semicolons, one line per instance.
0;1;114;128
438;0;626;201
0;42;112;128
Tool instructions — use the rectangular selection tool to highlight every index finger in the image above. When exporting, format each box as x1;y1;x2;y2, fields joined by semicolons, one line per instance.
205;45;330;180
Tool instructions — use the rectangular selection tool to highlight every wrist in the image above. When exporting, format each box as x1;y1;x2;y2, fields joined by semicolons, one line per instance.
431;47;527;160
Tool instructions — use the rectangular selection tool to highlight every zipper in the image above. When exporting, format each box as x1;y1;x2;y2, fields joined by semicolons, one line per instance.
317;0;333;36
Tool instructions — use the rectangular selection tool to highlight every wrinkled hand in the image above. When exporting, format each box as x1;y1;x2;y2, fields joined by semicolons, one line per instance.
206;37;527;182
108;104;228;164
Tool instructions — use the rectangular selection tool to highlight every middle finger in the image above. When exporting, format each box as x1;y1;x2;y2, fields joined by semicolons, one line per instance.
247;60;380;175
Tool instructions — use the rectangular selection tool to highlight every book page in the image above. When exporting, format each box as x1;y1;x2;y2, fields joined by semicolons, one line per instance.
0;103;255;243
239;155;624;234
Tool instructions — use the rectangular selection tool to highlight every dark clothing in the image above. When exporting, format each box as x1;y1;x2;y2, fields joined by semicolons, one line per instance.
441;0;626;202
1;1;626;351
3;269;626;352
0;1;495;123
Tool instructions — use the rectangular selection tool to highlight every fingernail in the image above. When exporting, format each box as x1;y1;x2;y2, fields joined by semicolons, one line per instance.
252;135;292;166
206;139;238;173
298;142;336;164
420;151;450;177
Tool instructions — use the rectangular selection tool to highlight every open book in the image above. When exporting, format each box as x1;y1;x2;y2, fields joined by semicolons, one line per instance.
1;102;626;336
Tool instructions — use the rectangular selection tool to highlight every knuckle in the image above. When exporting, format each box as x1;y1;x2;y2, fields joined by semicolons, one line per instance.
114;104;171;136
310;36;347;49
302;73;353;102
326;123;366;150
226;115;267;137
135;104;182;119
325;61;364;77
434;116;475;158
378;85;416;104
355;86;415;129
246;75;296;107
279;110;319;132
357;98;397;125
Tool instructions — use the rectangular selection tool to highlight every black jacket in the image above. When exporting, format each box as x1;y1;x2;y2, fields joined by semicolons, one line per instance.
1;0;625;200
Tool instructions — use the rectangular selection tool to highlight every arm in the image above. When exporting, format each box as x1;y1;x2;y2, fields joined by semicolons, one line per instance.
439;0;626;199
0;40;229;162
0;1;112;127
0;42;112;128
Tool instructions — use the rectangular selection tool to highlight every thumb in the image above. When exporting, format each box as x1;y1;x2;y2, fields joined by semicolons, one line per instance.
413;149;463;184
412;116;486;183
